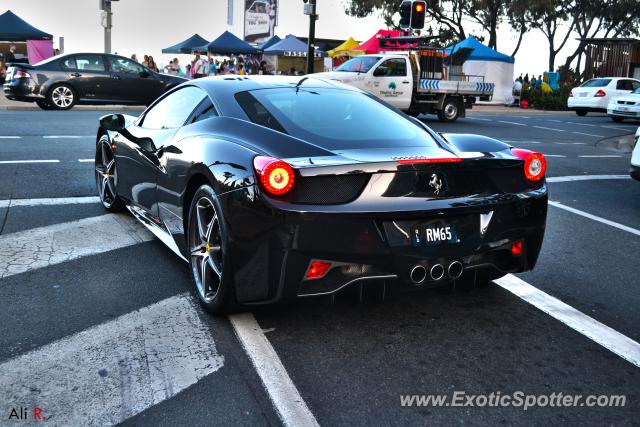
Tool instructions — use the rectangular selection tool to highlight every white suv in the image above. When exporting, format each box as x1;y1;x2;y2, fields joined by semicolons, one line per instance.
568;77;640;116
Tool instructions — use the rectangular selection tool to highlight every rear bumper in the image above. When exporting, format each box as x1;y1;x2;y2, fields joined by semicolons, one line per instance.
219;185;548;305
3;79;44;102
567;97;607;111
607;107;640;118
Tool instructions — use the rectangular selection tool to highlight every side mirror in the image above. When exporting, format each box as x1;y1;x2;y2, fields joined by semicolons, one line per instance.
136;137;156;152
100;114;125;132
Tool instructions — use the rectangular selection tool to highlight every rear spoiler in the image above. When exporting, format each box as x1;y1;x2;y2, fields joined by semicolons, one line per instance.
6;62;34;69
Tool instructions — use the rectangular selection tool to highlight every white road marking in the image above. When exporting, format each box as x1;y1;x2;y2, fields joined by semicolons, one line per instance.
578;155;622;158
571;131;604;138
496;274;640;368
549;201;640;237
547;174;630;183
229;313;319;427
0;196;100;209
42;135;93;139
498;120;527;126
542;154;566;157
78;158;94;162
548;119;562;123
0;294;224;426
601;125;633;131
467;117;493;121
533;125;566;132
0;159;60;164
0;214;153;278
566;122;597;127
0;136;21;139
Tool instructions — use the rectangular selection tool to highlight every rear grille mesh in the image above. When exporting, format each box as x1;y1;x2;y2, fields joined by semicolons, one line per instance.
287;174;370;205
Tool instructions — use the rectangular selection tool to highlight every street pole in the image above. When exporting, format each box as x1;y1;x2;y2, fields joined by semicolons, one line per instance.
104;0;112;54
304;0;317;74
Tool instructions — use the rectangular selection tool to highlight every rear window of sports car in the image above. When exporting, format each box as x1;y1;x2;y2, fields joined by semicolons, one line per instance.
235;88;438;149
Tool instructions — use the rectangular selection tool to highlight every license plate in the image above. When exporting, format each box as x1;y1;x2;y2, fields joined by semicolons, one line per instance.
619;107;629;111
579;93;588;97
412;224;459;246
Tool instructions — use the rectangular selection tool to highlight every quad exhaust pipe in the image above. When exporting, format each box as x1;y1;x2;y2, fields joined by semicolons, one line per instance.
409;261;464;284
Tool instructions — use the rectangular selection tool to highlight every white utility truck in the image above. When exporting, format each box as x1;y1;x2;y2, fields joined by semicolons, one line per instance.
315;37;494;122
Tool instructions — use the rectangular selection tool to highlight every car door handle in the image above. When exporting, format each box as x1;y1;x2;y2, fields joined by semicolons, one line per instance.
402;81;410;84
71;72;82;77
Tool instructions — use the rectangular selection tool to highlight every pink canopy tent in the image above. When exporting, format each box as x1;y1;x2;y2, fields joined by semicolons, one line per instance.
26;40;53;64
353;30;417;54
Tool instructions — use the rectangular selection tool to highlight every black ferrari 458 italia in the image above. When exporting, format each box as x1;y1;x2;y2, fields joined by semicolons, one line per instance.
95;76;547;313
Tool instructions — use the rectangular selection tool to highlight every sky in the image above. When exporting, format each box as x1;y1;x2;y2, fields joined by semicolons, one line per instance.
2;0;580;77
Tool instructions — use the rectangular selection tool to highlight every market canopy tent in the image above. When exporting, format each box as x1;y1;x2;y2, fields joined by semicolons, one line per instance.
327;37;362;58
257;35;281;51
353;30;403;54
0;10;52;41
445;36;515;105
200;31;258;54
264;34;326;56
162;34;209;54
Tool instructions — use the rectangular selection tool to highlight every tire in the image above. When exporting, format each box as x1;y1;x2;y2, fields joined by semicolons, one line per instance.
187;185;236;314
47;84;77;110
36;100;54;110
95;135;125;212
611;116;624;122
575;109;588;116
437;97;460;122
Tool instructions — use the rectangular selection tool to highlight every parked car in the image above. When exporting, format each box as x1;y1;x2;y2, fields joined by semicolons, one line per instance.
631;127;640;181
568;77;640;116
607;87;640;122
3;53;186;110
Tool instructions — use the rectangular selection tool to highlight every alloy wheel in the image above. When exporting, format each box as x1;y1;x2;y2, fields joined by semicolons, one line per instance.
189;196;224;303
95;140;118;207
444;102;458;120
51;86;74;108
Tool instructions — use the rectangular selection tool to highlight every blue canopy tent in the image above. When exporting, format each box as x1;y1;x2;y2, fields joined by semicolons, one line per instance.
264;34;326;56
445;36;514;63
257;35;281;51
445;36;515;105
0;10;52;41
200;31;258;55
162;34;209;54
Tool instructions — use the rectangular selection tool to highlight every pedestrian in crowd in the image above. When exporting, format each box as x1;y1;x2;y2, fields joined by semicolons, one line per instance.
131;54;138;63
172;58;181;76
523;73;529;84
165;60;175;74
142;55;149;67
54;48;61;56
516;73;523;83
0;60;6;85
258;60;268;75
538;75;543;85
147;56;159;72
530;75;537;87
5;44;17;63
185;63;192;79
192;51;207;79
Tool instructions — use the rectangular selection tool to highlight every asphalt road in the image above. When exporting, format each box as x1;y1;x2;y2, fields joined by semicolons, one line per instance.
0;109;638;426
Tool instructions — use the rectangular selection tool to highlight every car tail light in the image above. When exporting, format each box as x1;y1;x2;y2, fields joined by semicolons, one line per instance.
396;157;462;165
511;148;546;181
13;70;31;79
511;240;523;257
305;260;332;280
594;89;606;97
253;156;295;196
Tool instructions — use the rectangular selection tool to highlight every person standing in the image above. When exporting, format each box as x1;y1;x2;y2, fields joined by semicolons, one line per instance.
142;55;149;67
192;51;206;79
5;45;17;63
0;60;6;85
148;56;159;72
131;54;138;63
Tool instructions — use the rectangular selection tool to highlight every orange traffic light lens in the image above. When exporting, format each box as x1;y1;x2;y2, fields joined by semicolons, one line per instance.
415;4;424;12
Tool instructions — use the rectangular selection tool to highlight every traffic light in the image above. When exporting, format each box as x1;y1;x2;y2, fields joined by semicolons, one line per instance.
411;0;426;29
399;0;426;30
399;0;412;29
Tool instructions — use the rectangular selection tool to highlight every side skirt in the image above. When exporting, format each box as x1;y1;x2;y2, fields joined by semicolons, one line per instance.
126;204;188;263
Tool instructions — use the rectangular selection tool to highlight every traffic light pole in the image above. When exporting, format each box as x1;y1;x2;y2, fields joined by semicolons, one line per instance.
306;12;316;74
103;0;112;54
